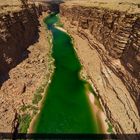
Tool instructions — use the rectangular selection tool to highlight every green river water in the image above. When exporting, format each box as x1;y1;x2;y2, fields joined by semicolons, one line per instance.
33;13;100;133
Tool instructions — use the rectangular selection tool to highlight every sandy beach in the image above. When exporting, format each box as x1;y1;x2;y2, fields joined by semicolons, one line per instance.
55;26;67;33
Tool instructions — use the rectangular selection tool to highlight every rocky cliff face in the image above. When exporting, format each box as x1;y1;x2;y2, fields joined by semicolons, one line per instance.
0;4;50;132
0;4;43;82
60;3;140;135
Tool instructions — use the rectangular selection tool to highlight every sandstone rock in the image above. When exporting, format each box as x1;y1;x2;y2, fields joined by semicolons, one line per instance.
0;10;49;132
16;83;26;94
60;2;140;135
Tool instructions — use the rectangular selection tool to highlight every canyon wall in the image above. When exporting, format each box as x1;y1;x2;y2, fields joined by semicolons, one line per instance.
0;4;43;82
0;4;50;132
60;3;140;135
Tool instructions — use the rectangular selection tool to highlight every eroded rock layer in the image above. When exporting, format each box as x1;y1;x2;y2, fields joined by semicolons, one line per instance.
0;5;43;79
60;3;140;135
0;4;49;132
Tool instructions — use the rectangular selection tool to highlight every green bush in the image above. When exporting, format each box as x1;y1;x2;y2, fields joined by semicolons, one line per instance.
32;86;44;105
32;91;42;105
19;113;31;133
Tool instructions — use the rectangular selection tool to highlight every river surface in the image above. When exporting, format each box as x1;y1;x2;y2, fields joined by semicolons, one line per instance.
33;14;100;133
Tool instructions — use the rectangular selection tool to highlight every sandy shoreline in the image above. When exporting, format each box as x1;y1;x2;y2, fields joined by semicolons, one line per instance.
72;33;114;133
28;12;54;133
69;27;110;133
55;26;67;33
29;15;69;133
28;13;109;134
56;20;109;133
88;92;109;133
55;18;109;133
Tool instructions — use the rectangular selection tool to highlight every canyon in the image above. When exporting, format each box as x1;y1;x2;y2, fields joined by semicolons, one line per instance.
60;0;140;135
0;0;140;138
0;1;51;132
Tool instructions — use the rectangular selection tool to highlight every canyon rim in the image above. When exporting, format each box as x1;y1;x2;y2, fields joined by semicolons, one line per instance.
0;0;140;139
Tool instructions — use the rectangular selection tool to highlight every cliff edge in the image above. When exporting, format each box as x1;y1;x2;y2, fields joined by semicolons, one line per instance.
60;0;140;136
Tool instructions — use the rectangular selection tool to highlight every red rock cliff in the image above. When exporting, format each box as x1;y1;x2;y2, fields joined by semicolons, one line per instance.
60;3;140;135
0;4;43;80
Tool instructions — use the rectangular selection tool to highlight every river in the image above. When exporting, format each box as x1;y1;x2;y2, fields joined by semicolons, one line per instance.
33;13;101;133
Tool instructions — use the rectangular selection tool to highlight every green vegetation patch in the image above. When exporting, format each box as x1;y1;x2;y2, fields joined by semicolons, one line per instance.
32;86;45;105
20;104;29;112
32;91;42;105
18;113;32;133
18;15;55;133
55;14;64;27
107;122;114;133
55;22;64;27
20;104;38;112
105;119;114;133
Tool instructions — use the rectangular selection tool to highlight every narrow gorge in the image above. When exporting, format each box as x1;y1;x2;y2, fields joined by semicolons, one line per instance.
60;1;140;135
0;0;140;139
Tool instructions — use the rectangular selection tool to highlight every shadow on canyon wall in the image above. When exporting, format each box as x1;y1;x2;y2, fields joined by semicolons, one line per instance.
0;7;41;86
0;1;63;86
46;0;64;13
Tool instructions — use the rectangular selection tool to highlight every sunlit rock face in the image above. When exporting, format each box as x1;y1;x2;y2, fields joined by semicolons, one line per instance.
0;5;43;75
60;1;140;136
